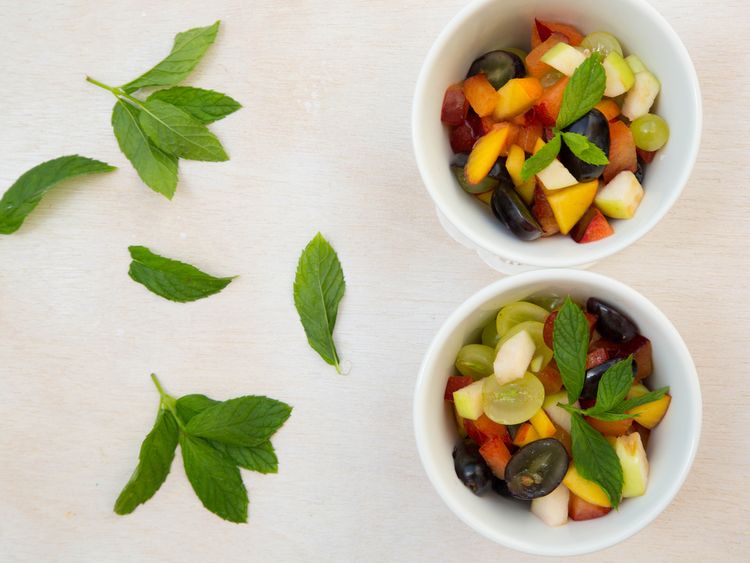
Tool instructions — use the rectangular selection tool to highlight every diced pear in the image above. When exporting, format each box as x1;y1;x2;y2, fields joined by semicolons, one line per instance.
542;391;579;433
595;170;644;219
622;71;661;121
453;379;485;420
543;180;599;235
494;330;535;385
615;432;649;497
531;483;570;527
603;51;635;97
533;138;578;190
541;42;587;76
625;54;648;74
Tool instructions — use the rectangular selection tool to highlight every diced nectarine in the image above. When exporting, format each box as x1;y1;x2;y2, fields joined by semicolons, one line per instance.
464;126;511;184
444;375;474;401
620;334;653;381
474;414;511;445
513;422;540;447
543;180;600;235
463;74;499;118
515;123;544;153
463;419;488;446
531;185;560;236
585;415;633;436
493;77;544;121
637;147;657;163
594;99;621;122
526;33;569;79
563;464;612;507
535;76;569;125
571;207;614;244
628;394;671;429
530;409;557;438
603;120;637;183
479;437;512;478
568;492;612;521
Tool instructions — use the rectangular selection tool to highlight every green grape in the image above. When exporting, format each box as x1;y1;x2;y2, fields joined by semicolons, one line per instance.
630;113;670;151
496;321;553;372
496;301;550;339
455;344;496;379
525;292;564;312
482;372;545;425
580;32;623;57
481;319;500;348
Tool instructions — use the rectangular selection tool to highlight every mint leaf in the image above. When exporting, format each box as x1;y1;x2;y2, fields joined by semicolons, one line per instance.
148;87;241;124
570;412;623;508
586;357;634;415
581;411;635;421
179;433;248;523
128;245;235;302
520;133;561;181
613;386;670;413
176;394;219;423
552;297;589;404
139;99;228;162
293;233;346;372
112;100;178;199
556;53;606;129
186;396;292;447
121;21;220;93
561;132;609;165
0;155;115;234
114;407;179;515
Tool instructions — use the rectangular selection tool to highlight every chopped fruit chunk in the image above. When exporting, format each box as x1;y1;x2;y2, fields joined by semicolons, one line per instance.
444;375;475;401
571;207;614;244
479;437;512;478
494;329;536;385
506;144;536;205
594;99;621;122
595;170;643;219
474;414;511;445
542;391;576;433
515;123;544;153
553;425;573;457
543;180;600;235
619;335;653;381
602;51;635;97
603;120;637;183
625;54;648;74
527;33;569;78
531;20;584;48
636;147;657;164
630;422;651;449
463;74;500;117
534;76;569;124
449;121;479;154
532;483;570;527
465;126;511;184
615;432;649;497
453;379;485;420
585;346;610;370
530;408;557;438
533;139;578;190
531;185;561;236
512;422;540;446
541;42;586;76
622;71;660;121
627;392;671;429
585;415;633;436
493;77;544;121
463;419;488;446
563;464;612;507
568;492;612;520
454;407;467;438
536;362;563;394
441;83;469;126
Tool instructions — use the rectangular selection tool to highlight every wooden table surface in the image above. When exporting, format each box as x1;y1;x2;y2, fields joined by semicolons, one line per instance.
1;1;748;561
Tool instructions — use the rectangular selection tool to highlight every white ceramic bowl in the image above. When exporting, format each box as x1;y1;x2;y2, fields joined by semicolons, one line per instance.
412;0;701;272
413;270;701;556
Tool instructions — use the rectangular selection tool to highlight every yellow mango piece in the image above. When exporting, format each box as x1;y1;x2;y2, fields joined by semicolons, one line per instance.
543;180;600;235
512;422;540;447
505;144;536;205
563;464;612;508
529;408;557;438
465;126;511;185
628;394;671;429
493;77;543;121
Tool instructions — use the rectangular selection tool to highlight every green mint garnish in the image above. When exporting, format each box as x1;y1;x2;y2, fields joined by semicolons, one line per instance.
552;297;589;404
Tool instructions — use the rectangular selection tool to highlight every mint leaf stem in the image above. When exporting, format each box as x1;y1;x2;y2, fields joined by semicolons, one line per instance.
85;75;121;95
150;373;184;429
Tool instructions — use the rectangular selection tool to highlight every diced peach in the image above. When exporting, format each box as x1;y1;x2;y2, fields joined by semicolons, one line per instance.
568;492;612;521
628;394;671;429
563;464;612;508
479;437;512;478
530;409;557;438
595;99;621;122
532;19;584;48
585;415;633;436
571;207;615;244
444;375;474;401
515;123;544;153
441;83;469;126
463;419;488;446
493;77;543;121
531;185;560;236
534;76;570;125
512;422;540;447
463;74;499;117
603;120;637;183
536;362;563;395
464;126;511;184
526;33;569;79
474;414;511;445
543;180;600;235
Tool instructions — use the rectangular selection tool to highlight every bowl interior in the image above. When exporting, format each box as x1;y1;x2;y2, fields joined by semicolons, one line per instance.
413;0;701;267
414;270;701;556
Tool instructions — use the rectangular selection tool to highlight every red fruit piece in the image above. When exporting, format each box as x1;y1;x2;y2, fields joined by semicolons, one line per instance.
636;147;656;163
603;120;637;183
630;422;651;449
479;437;512;478
619;334;653;381
449;121;478;153
535;19;554;43
441;83;469;126
444;375;475;402
585;347;610;370
532;20;584;49
532;185;560;237
515;123;544;153
474;414;511;445
536;362;563;394
569;492;612;521
534;76;570;125
571;207;614;244
590;338;620;357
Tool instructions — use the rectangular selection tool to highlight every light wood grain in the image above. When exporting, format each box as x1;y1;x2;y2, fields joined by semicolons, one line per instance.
1;0;749;561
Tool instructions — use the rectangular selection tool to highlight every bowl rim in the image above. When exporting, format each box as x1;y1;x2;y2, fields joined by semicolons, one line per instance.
411;0;703;268
412;269;702;556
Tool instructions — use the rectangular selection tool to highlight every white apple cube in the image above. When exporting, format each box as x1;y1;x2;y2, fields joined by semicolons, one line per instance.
595;170;644;219
603;51;635;97
541;42;587;76
531;483;570;527
537;159;578;190
494;330;535;385
622;71;661;121
542;390;579;433
453;379;485;420
615;432;649;497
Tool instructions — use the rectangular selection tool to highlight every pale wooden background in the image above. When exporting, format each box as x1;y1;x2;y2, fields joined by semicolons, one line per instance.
1;0;748;561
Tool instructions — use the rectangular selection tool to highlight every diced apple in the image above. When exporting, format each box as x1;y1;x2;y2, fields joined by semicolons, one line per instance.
568;492;612;521
526;33;569;78
493;77;544;121
454;406;468;438
542;391;578;433
571;207;614;244
512;422;540;446
603;51;635;97
530;408;557;438
533;138;578;190
622;70;661;121
532;483;570;527
453;379;485;420
595;170;643;219
615;432;649;497
544;180;600;234
625;54;648;74
464;126;511;185
494;330;535;385
563;464;612;507
541;42;587;76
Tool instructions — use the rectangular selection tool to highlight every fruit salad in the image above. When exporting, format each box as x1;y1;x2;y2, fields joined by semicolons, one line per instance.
440;19;670;243
444;295;671;526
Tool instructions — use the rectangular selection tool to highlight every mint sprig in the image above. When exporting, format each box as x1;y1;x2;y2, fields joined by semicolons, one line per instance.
114;375;292;523
561;132;609;165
